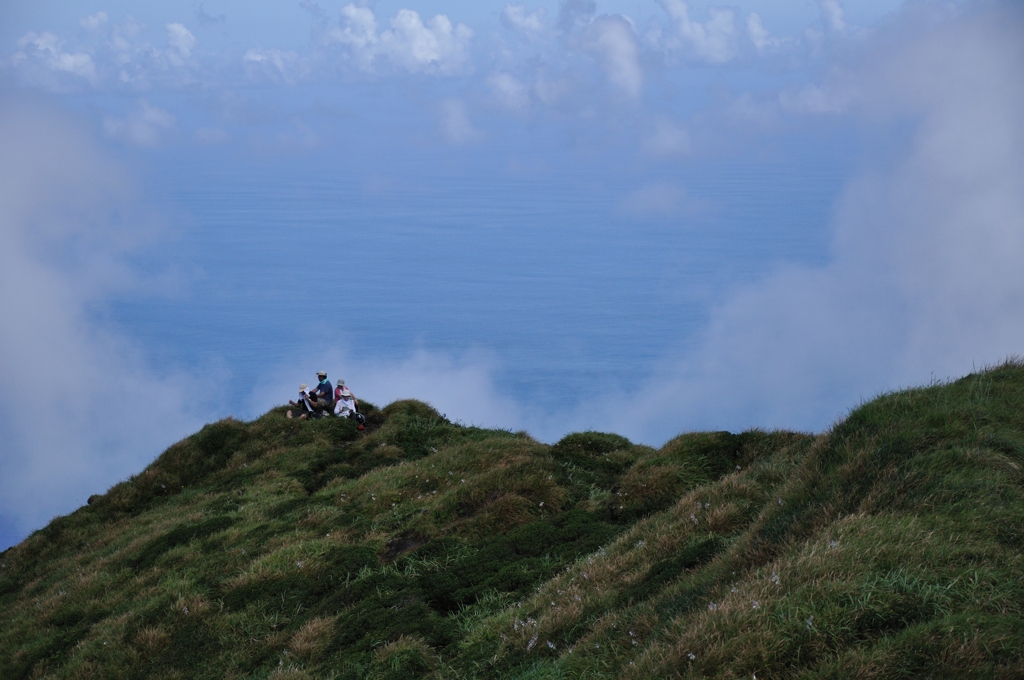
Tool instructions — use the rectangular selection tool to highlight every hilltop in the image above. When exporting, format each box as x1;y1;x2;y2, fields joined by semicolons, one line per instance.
2;363;1024;678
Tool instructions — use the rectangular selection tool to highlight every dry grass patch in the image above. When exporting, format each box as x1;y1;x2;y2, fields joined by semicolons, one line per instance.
172;592;211;618
133;626;171;654
253;469;307;497
469;447;803;666
296;506;342;530
288;616;336;660
328;436;564;540
447;492;538;536
223;541;330;590
617;461;686;514
369;635;439;678
704;501;747;534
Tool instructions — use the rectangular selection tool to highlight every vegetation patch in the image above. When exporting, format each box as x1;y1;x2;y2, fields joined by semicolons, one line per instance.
4;366;1024;678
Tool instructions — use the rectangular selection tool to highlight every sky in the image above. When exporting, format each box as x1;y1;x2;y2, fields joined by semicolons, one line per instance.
1;0;1023;550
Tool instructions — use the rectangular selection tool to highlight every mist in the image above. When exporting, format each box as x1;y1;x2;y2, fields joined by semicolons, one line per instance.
0;96;204;549
613;2;1024;441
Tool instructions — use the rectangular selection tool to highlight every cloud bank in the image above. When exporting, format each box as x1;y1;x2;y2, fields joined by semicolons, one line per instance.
611;2;1024;441
327;4;474;75
658;0;738;64
1;0;859;108
0;97;205;550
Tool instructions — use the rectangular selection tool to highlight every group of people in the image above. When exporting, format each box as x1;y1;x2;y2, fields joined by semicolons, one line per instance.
287;371;365;429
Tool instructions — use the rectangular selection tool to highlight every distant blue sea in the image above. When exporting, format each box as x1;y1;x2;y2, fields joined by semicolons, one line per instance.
104;142;848;419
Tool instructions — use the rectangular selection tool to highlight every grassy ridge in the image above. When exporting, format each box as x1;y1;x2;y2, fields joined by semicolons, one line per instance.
2;364;1024;678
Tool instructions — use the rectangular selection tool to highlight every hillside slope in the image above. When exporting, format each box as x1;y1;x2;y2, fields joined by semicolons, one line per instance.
2;364;1024;678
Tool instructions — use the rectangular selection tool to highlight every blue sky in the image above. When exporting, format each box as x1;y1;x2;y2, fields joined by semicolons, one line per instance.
1;0;1022;550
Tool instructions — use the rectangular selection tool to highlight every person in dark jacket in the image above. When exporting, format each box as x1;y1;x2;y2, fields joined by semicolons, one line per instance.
309;371;334;414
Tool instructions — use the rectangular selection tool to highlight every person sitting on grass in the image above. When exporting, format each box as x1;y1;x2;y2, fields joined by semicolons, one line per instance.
308;371;334;415
287;383;315;420
286;372;333;420
333;379;365;429
334;379;356;417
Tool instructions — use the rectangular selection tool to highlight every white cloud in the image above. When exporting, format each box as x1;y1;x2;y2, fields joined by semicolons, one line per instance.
658;0;737;64
166;22;196;58
103;100;177;148
80;12;109;32
382;9;474;74
105;16;147;75
439;98;481;145
746;13;792;54
558;0;596;34
584;15;643;98
117;14;147;40
6;15;207;91
356;353;522;428
818;0;849;34
488;71;530;111
612;2;1024;441
502;3;549;37
330;4;378;55
328;4;474;75
243;47;300;83
0;97;205;549
9;32;97;87
510;1;645;102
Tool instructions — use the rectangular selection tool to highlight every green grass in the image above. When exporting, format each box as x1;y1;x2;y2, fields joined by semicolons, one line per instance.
3;363;1024;678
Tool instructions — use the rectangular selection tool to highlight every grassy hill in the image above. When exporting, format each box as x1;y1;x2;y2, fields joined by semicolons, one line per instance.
2;363;1024;679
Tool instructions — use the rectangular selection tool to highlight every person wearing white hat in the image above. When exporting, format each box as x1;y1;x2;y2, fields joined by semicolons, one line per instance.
287;383;315;419
333;379;365;430
334;379;356;417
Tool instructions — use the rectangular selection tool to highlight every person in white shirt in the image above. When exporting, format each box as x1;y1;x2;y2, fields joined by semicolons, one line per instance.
333;380;365;429
334;380;357;417
287;383;316;419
